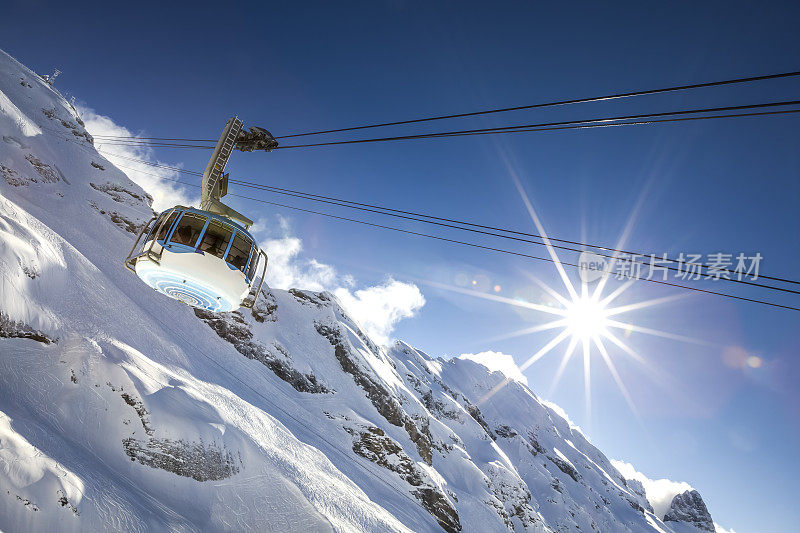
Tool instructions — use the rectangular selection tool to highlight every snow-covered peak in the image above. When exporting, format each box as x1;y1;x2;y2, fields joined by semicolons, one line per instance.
0;47;727;532
663;490;715;532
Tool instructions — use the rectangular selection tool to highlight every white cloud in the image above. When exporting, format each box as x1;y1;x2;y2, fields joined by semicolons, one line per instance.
610;459;693;520
334;280;425;345
262;235;339;291
77;105;197;211
714;523;737;533
459;351;528;385
253;215;425;345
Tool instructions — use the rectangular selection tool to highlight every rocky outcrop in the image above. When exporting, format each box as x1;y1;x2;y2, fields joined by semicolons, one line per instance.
315;322;434;465
349;426;460;533
120;391;153;436
25;154;60;183
484;463;542;530
41;106;93;143
1;164;26;186
432;375;496;440
289;288;331;308
0;312;55;344
195;309;330;394
250;290;277;322
663;490;715;532
88;201;142;233
89;181;152;207
123;437;240;482
547;454;580;483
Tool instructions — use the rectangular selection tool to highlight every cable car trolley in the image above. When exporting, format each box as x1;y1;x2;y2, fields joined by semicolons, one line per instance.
125;117;278;312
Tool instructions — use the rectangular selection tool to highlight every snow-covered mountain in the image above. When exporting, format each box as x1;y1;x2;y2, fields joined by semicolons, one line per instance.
0;48;722;532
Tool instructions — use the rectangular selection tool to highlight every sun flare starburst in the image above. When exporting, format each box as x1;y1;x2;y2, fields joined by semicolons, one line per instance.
423;161;708;435
564;294;610;340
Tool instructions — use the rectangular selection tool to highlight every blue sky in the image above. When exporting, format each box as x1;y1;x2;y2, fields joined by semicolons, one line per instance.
3;1;799;531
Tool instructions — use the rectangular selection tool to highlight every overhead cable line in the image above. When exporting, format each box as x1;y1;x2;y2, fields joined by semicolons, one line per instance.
154;175;800;312
227;179;800;292
95;149;800;307
95;150;203;174
83;70;800;145
275;101;800;149
92;135;216;142
227;193;800;311
95;146;800;289
89;105;800;151
95;141;215;149
273;70;800;138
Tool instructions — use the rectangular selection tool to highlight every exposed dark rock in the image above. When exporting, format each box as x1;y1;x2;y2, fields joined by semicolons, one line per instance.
1;164;27;186
495;425;518;439
486;496;513;529
90;161;105;170
663;490;715;532
411;488;461;533
0;312;56;344
422;390;462;421
350;426;460;533
315;322;433;465
108;212;141;233
41;107;92;143
526;431;546;456
250;290;277;322
289;288;330;307
351;426;424;485
89;181;151;206
355;325;381;357
56;489;78;515
627;497;646;514
548;454;580;482
11;493;39;511
120;392;153;436
123;437;240;482
431;375;495;440
626;478;654;513
25;154;60;183
484;465;542;530
465;403;495;440
20;261;37;279
195;309;329;394
88;201;143;233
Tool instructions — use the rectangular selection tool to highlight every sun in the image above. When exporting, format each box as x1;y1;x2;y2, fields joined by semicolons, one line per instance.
564;295;610;340
430;168;706;434
420;166;700;432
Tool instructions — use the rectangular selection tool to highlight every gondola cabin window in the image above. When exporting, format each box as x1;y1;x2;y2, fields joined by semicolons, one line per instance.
171;213;207;247
245;247;259;280
199;219;233;258
227;232;253;272
156;211;179;242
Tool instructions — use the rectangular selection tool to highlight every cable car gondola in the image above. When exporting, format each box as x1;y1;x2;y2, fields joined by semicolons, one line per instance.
124;117;277;312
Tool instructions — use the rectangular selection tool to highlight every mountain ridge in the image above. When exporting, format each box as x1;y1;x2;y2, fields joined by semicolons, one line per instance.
0;47;719;533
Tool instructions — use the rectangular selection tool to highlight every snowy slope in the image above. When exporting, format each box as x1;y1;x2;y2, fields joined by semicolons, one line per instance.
0;48;719;533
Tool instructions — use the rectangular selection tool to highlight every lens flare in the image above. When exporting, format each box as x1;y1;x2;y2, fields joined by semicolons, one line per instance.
565;295;609;339
459;158;708;435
